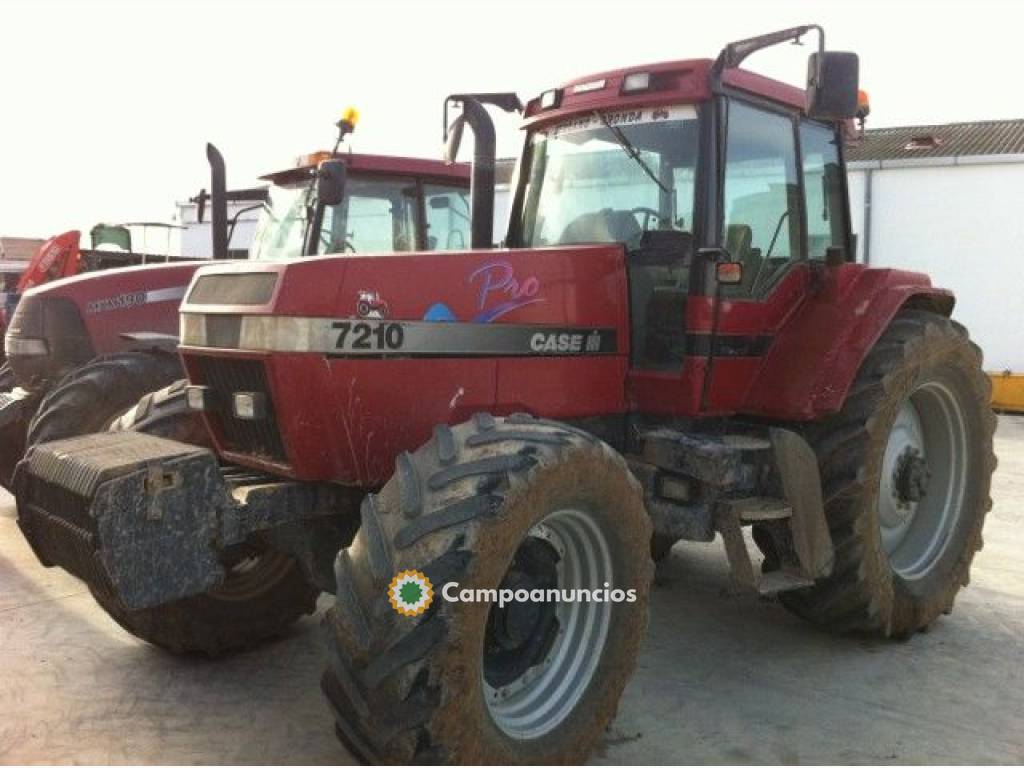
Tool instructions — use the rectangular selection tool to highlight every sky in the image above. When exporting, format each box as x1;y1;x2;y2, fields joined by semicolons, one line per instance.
2;0;1022;240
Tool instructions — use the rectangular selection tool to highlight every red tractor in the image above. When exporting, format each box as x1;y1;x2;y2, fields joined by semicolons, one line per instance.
14;28;994;764
0;123;476;488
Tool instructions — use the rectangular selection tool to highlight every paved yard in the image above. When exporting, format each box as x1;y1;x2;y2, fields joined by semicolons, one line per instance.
1;416;1022;764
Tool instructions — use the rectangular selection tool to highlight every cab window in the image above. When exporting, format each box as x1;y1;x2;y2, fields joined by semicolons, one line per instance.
424;184;471;250
327;177;418;253
721;101;801;297
801;121;847;260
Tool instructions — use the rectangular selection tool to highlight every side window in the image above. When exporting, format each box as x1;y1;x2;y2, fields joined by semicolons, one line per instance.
332;188;417;253
424;184;471;250
801;121;847;260
721;101;801;297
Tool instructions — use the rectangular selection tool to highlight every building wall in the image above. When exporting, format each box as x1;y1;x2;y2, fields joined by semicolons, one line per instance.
176;200;261;258
848;161;1024;373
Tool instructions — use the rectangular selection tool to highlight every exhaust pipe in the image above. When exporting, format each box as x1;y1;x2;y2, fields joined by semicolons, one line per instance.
443;93;522;249
206;143;229;260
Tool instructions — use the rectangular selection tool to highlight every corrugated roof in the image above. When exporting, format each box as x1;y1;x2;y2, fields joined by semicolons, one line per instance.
847;119;1024;162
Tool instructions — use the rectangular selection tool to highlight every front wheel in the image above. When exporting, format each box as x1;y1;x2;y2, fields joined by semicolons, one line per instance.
99;379;320;656
774;310;996;637
322;414;652;763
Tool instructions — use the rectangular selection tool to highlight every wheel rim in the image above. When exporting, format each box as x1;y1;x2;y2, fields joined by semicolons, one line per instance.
208;550;295;602
483;507;613;740
878;381;968;580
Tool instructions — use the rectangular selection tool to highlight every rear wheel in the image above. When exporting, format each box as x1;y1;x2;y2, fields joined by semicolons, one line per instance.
774;310;996;637
322;414;652;763
25;351;183;447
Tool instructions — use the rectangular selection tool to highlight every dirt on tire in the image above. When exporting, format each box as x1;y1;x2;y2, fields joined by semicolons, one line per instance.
321;413;653;763
766;309;996;637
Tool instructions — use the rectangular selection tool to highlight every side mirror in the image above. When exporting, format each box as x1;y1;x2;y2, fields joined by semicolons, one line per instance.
806;51;859;120
443;113;466;164
317;159;347;207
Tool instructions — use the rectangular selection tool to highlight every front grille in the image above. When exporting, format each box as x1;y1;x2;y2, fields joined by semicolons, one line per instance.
191;356;289;464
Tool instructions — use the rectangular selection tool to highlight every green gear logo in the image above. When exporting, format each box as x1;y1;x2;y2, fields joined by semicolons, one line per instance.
388;570;434;617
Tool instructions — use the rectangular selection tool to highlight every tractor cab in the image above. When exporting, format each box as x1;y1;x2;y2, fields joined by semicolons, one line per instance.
504;26;862;416
251;153;471;260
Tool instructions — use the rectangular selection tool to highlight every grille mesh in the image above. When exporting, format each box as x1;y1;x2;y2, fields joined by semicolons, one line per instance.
192;357;289;464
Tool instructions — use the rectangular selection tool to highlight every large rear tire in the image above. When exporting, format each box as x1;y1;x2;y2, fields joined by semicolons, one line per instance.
772;310;996;637
322;414;652;763
25;351;183;447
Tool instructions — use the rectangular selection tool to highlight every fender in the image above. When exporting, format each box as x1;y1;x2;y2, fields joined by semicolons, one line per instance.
118;331;180;351
743;263;954;420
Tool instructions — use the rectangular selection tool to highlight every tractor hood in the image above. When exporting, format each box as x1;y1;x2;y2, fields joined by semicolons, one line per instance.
6;261;202;386
180;247;629;351
178;247;631;484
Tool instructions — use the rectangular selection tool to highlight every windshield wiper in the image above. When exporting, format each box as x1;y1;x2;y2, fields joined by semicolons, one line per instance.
592;110;670;195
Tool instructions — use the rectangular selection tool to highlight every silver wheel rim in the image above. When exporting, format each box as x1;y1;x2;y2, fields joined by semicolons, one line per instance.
878;381;968;580
483;507;613;740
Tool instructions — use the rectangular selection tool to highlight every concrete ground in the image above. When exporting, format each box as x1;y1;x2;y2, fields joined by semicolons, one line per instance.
2;417;1023;765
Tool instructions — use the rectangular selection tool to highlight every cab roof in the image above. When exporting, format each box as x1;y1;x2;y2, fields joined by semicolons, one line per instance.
261;153;471;187
522;58;805;128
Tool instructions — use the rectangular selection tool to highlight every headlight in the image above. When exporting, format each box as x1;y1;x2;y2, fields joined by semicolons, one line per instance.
180;314;206;346
4;336;49;357
232;392;266;421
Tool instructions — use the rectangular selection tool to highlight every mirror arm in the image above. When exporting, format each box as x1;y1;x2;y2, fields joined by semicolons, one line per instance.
711;24;825;91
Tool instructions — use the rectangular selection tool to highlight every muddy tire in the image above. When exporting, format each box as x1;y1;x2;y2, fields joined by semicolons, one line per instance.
89;553;318;656
26;351;183;447
322;414;652;763
107;378;207;444
774;310;996;637
87;379;320;656
0;363;25;491
650;534;677;563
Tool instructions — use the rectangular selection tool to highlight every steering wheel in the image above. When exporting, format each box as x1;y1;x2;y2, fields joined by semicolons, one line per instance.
319;231;357;253
630;207;662;231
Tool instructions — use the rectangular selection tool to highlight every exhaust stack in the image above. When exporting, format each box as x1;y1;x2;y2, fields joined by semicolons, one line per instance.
206;143;228;260
443;93;522;249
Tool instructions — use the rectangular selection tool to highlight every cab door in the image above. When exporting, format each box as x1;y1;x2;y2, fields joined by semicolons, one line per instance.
697;98;851;414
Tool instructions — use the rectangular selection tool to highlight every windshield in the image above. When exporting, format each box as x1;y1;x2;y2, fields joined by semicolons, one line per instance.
249;174;470;260
516;106;700;249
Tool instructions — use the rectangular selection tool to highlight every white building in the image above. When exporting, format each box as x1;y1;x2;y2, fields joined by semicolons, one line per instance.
846;120;1024;375
175;191;265;258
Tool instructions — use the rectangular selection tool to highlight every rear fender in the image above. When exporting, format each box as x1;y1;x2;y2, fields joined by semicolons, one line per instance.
744;265;954;419
117;332;180;352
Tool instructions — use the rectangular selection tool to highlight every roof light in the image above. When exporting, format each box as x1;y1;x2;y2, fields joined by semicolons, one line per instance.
622;72;652;93
571;79;606;94
340;106;360;128
539;89;561;110
857;90;871;118
295;150;333;168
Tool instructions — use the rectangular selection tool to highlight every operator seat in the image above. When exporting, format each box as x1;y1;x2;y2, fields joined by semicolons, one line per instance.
559;209;643;246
